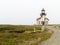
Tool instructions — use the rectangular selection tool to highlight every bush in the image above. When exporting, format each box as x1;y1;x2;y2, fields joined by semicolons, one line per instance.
9;30;25;33
0;27;14;30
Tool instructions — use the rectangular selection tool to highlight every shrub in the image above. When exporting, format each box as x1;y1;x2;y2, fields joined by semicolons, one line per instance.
9;30;25;33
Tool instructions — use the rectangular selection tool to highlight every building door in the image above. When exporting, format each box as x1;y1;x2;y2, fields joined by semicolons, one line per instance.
41;21;45;25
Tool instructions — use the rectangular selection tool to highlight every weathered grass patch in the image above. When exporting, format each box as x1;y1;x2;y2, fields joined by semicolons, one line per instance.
0;25;53;45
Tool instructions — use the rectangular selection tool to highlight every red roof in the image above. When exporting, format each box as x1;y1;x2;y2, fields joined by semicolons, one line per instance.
36;17;49;21
36;17;41;21
45;18;49;21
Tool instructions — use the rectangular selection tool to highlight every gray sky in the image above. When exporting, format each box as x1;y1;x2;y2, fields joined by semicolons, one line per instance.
0;0;60;25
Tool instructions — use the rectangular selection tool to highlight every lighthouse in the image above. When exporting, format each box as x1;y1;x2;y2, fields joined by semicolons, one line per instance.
36;8;49;25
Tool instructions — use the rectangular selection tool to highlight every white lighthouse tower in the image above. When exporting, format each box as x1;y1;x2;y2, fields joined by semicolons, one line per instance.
36;8;49;25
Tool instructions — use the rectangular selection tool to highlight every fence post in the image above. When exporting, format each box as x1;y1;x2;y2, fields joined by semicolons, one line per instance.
33;24;36;32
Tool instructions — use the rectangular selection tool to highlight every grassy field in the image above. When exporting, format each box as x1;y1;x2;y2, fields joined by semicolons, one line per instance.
0;25;53;45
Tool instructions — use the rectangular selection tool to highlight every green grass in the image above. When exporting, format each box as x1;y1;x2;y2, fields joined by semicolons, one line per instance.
0;32;52;45
0;25;53;45
0;25;41;32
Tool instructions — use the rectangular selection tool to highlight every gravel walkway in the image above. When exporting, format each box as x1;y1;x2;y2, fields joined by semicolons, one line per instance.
39;26;60;45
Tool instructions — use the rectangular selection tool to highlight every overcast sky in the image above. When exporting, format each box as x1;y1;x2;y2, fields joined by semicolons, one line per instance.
0;0;60;25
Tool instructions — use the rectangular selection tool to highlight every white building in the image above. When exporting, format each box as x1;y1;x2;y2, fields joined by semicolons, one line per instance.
36;9;49;25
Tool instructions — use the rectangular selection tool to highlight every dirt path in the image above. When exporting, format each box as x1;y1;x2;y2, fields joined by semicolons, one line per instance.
39;26;60;45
